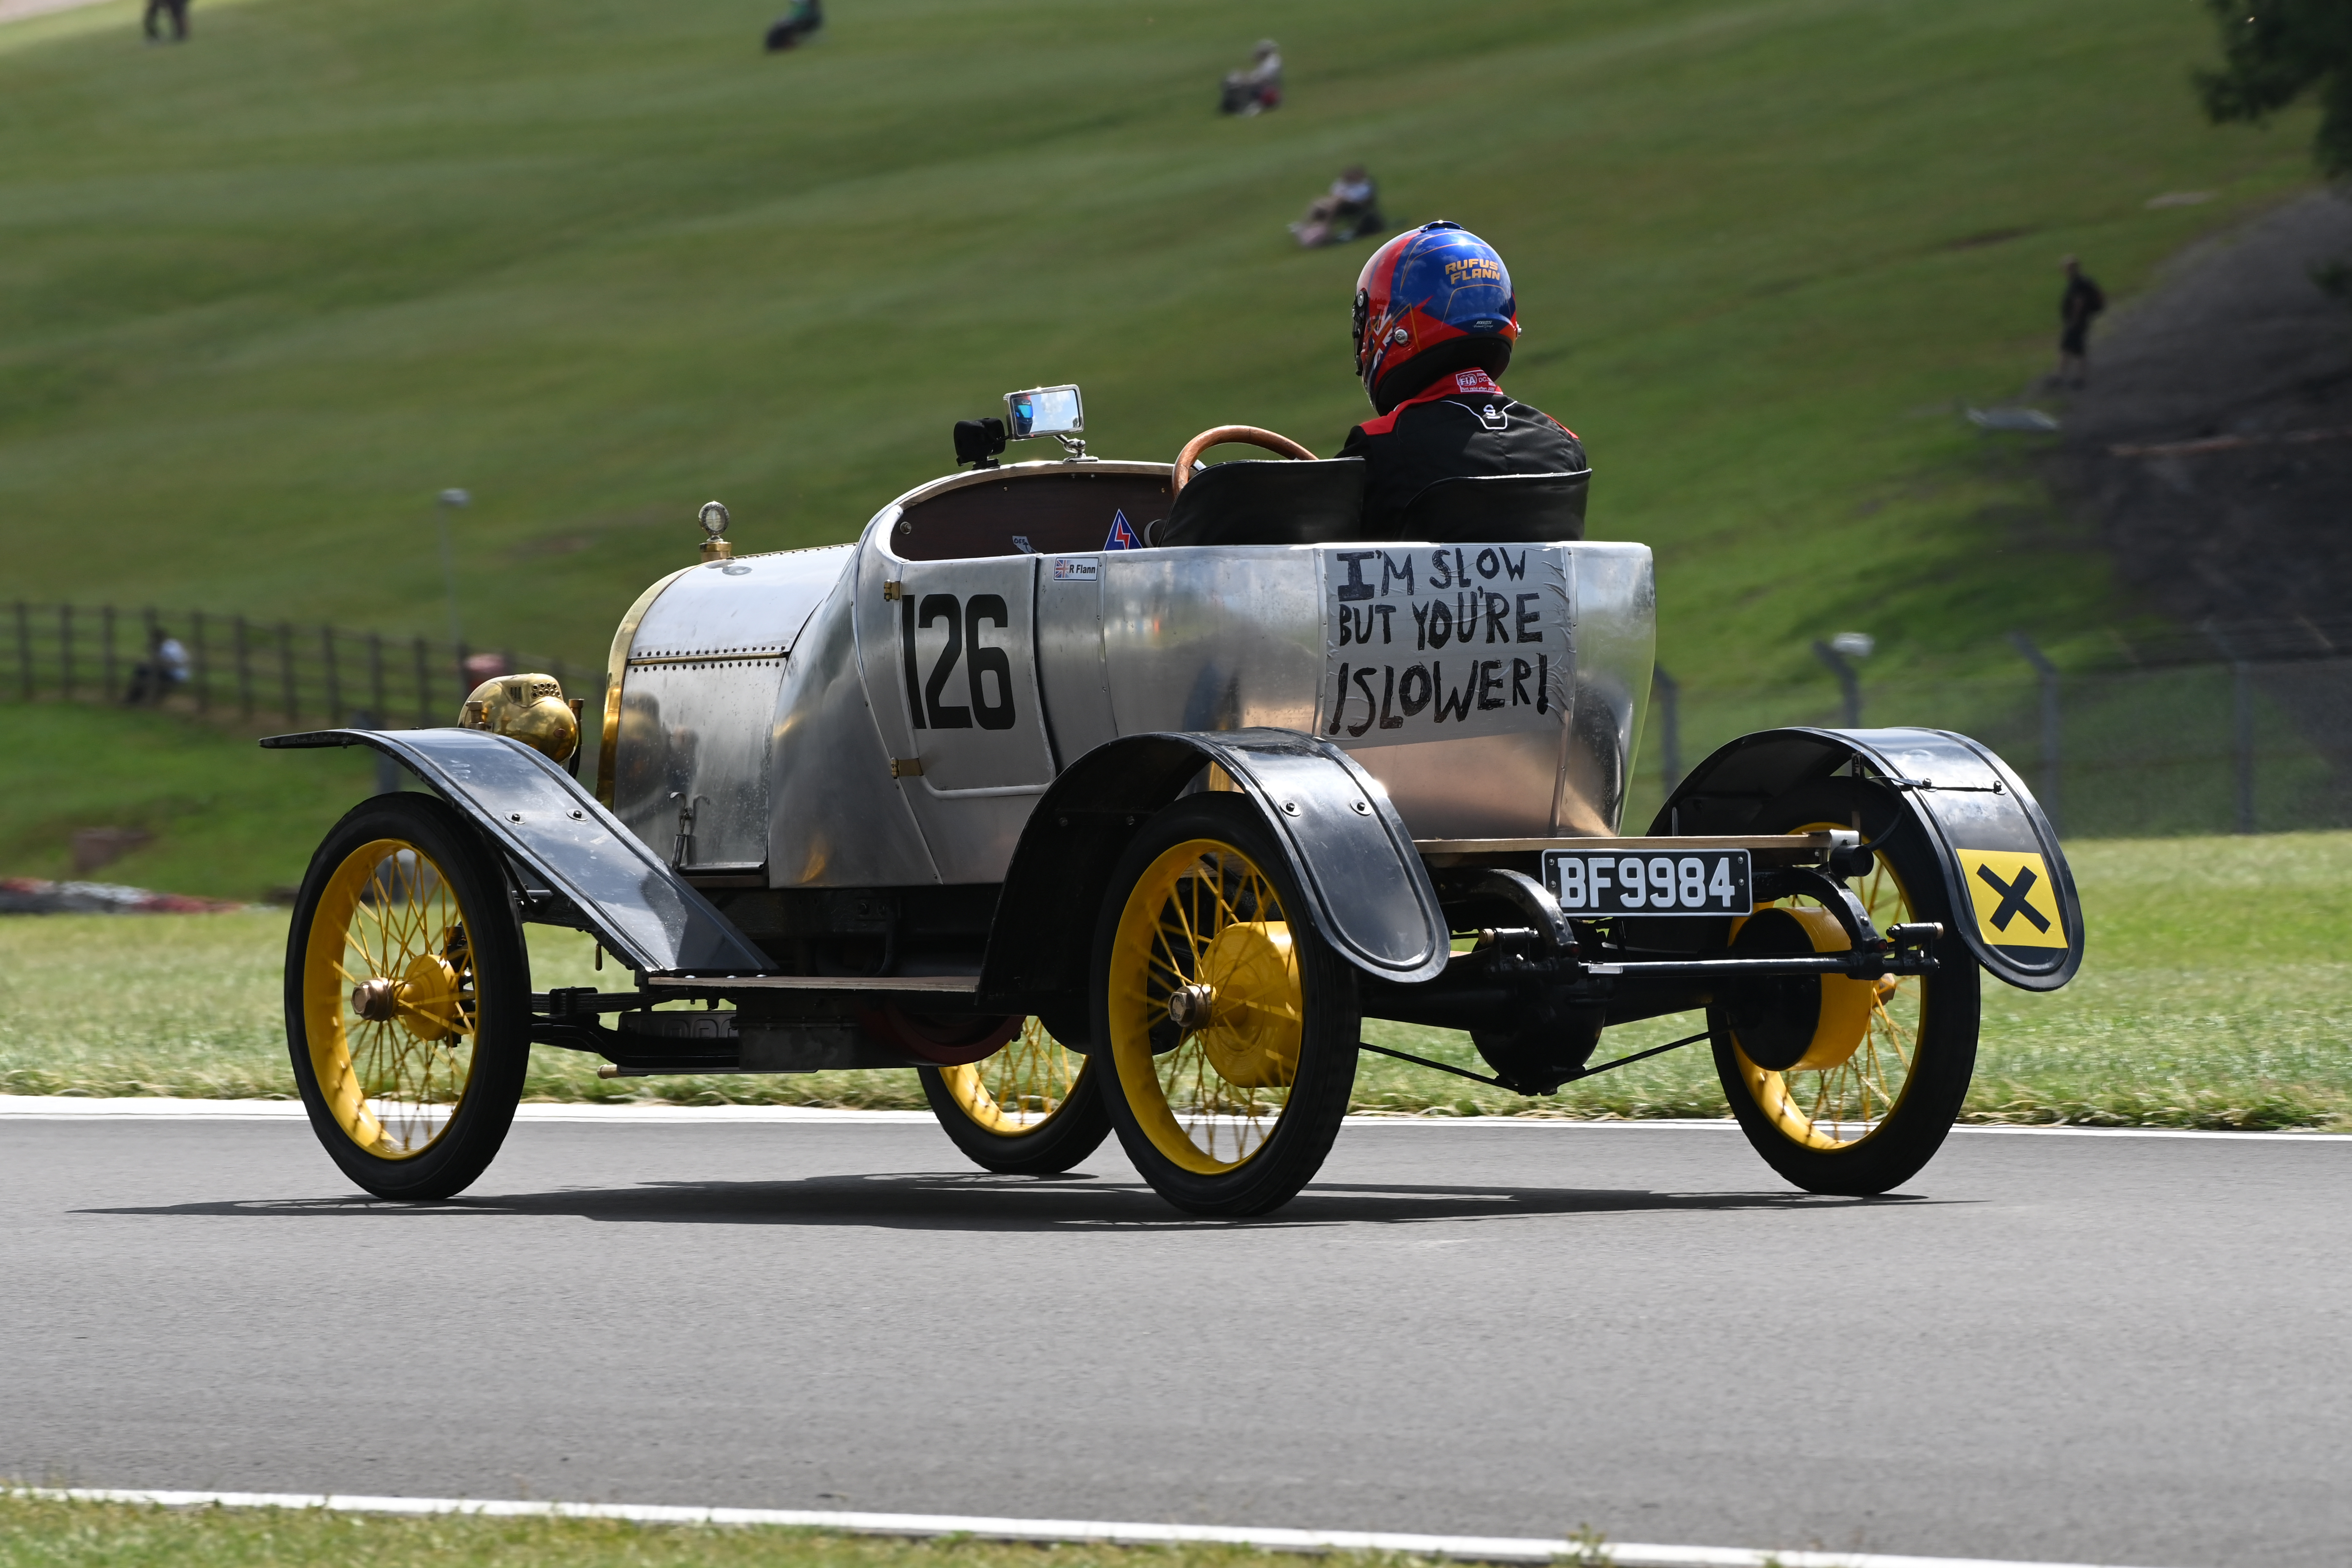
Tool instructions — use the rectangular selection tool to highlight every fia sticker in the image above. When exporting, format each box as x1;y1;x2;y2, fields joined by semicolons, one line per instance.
1051;556;1099;581
1957;849;2067;949
1103;510;1141;550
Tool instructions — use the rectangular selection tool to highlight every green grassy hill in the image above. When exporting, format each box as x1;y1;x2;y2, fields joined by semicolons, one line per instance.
0;0;2314;685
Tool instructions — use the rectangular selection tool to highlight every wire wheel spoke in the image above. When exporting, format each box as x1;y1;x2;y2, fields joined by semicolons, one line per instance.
308;841;478;1159
1762;822;1927;1146
1134;850;1294;1167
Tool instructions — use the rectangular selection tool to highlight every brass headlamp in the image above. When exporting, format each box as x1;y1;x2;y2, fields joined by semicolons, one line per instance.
458;672;581;763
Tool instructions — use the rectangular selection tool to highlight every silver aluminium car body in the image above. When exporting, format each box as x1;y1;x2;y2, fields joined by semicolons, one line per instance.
598;458;1655;889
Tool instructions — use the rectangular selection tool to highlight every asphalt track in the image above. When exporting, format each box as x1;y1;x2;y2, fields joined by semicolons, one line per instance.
3;1111;2347;1568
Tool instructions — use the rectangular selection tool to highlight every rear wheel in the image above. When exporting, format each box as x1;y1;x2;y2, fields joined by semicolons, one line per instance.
918;1018;1110;1174
284;794;531;1200
1094;795;1359;1217
1711;779;1979;1195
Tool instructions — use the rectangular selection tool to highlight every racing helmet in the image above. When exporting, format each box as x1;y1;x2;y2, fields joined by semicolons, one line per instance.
1350;220;1519;414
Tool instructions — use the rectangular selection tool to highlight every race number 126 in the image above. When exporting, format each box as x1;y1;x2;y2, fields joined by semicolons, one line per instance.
1541;849;1753;916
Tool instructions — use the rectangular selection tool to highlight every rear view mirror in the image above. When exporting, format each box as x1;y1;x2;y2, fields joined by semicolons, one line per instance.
1005;384;1083;440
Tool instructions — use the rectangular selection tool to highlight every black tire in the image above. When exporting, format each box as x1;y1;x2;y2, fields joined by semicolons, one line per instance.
917;1018;1112;1175
1092;794;1359;1217
283;793;531;1200
1711;778;1980;1195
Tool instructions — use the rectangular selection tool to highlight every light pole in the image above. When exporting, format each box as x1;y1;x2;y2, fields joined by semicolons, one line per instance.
1812;631;1874;727
435;488;471;649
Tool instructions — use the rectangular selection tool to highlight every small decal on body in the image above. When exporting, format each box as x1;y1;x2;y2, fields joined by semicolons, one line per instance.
1051;557;1099;581
1103;510;1141;550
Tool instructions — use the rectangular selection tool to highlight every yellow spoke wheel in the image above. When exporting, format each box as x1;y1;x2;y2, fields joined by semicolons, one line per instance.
1710;779;1979;1195
1094;795;1358;1217
919;1017;1111;1174
285;794;531;1200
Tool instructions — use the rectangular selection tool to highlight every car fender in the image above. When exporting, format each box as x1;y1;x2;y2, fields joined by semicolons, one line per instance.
262;727;776;979
1652;726;2082;991
981;728;1451;1018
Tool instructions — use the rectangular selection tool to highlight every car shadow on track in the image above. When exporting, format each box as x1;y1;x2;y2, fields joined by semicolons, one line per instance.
84;1173;1936;1231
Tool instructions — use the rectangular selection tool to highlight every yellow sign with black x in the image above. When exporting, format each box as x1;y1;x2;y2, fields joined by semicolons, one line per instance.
1956;849;2067;949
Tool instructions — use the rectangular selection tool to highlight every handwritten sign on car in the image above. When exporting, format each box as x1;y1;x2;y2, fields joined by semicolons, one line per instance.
1316;544;1571;744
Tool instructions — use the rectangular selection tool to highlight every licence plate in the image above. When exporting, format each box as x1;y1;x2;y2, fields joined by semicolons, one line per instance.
1541;848;1752;917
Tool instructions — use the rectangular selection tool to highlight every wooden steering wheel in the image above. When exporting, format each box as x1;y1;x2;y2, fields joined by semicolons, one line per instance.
1171;425;1318;493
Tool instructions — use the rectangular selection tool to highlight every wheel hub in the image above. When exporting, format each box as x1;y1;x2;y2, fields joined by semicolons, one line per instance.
1166;984;1217;1029
350;975;400;1022
397;953;462;1042
1189;920;1301;1089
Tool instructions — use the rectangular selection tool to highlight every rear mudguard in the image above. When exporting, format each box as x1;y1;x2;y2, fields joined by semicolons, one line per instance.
1653;726;2082;991
263;728;775;979
980;729;1450;1018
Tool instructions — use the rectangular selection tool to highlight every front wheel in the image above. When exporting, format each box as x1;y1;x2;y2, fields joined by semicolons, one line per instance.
283;793;531;1200
918;1018;1110;1174
1711;779;1980;1195
1093;795;1359;1217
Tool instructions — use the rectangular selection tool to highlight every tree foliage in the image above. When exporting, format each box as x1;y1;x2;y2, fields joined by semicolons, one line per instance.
2196;0;2352;178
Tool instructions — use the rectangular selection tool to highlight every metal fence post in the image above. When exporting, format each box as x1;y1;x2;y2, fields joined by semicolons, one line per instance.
412;637;432;728
233;615;253;719
59;604;74;701
1652;665;1682;793
14;602;30;700
2233;661;2256;834
1811;640;1862;727
2006;631;2063;835
102;605;118;702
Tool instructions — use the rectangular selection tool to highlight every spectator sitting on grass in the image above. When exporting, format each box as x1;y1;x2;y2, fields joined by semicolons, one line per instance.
123;627;189;707
1290;165;1383;249
1220;39;1281;116
765;0;821;52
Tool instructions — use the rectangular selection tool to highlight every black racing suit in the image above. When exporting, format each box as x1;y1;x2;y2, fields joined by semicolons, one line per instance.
1335;369;1587;535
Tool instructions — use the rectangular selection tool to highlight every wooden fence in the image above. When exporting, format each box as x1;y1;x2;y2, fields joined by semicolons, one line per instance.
6;602;603;730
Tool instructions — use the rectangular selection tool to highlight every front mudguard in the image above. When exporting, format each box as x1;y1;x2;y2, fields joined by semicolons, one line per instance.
262;727;776;980
1654;726;2082;991
980;729;1451;1022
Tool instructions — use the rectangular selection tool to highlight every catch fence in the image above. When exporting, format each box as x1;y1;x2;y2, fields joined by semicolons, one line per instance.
1639;632;2352;840
6;602;602;731
12;602;2352;841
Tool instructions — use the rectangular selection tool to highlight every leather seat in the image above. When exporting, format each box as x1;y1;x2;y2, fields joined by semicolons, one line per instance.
1398;470;1590;542
1149;458;1367;547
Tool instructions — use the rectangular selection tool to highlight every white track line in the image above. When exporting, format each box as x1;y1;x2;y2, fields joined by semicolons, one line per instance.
0;0;114;23
6;1488;2167;1568
0;1094;2343;1140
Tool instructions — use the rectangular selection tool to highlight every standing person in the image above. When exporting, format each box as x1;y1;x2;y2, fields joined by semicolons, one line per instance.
1219;39;1282;115
1336;220;1588;533
143;0;188;43
2057;255;2104;388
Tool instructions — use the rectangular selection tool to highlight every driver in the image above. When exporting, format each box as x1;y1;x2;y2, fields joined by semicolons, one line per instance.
1338;221;1586;532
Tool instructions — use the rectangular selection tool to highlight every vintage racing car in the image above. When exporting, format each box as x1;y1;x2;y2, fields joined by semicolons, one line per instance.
269;385;2084;1215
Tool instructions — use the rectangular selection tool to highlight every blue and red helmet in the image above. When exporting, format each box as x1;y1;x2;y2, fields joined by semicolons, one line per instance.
1350;220;1520;414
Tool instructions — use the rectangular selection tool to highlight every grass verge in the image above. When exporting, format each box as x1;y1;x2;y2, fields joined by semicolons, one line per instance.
4;832;2348;1129
0;0;2317;686
0;701;378;903
0;1494;1402;1568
